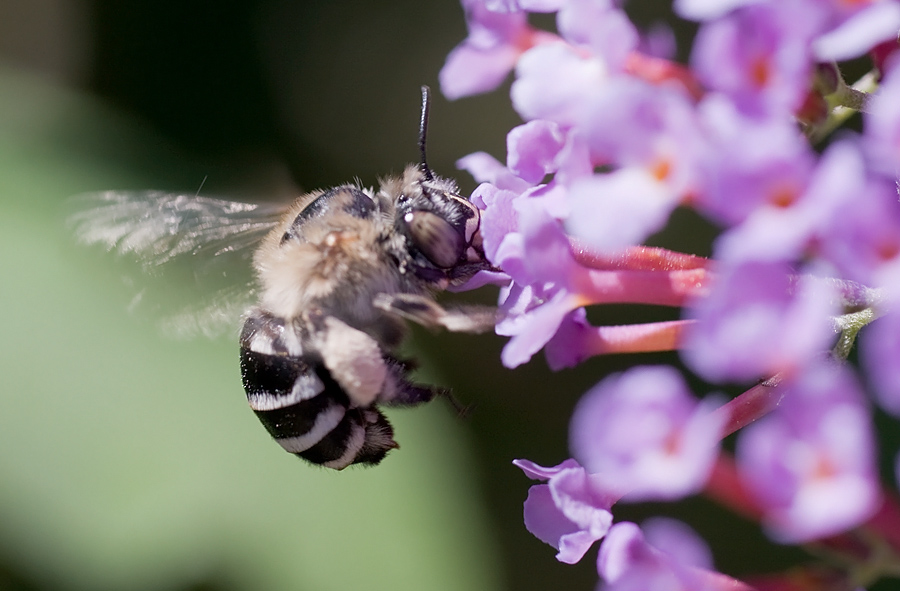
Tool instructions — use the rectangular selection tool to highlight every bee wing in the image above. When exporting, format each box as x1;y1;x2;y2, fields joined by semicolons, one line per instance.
69;190;287;267
68;190;288;338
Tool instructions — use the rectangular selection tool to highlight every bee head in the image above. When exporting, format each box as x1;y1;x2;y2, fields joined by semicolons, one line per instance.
381;166;483;284
380;86;488;284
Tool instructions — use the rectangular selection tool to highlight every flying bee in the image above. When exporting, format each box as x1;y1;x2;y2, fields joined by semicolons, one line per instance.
70;87;497;469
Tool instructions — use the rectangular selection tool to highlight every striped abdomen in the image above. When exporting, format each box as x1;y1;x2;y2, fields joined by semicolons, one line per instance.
239;310;398;469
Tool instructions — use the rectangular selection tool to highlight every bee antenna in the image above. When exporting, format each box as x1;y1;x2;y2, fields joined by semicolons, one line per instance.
194;174;208;197
418;85;434;181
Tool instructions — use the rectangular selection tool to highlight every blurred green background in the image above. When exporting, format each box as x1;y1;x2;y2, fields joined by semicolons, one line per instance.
0;2;790;591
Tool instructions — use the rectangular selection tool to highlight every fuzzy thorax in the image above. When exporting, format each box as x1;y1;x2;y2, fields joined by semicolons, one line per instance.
254;210;397;321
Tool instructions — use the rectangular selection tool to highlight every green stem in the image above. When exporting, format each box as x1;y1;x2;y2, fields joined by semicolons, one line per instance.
832;307;878;361
810;69;880;144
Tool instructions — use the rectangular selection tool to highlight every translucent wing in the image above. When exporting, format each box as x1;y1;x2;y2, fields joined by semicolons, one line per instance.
68;190;289;338
69;190;288;267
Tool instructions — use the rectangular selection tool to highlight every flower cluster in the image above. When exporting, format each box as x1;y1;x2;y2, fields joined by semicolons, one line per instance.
442;0;900;588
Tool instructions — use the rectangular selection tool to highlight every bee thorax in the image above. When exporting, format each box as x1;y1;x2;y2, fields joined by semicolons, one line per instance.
254;219;392;320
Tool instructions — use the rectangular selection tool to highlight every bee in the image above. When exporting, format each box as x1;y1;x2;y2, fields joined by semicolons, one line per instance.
70;87;496;469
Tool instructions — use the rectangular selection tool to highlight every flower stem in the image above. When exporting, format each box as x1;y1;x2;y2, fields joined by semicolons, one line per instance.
570;241;711;272
832;308;876;361
584;319;693;355
714;374;786;438
573;267;712;307
809;69;879;144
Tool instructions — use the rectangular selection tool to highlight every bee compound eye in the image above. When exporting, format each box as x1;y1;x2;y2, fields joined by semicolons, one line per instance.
404;210;465;269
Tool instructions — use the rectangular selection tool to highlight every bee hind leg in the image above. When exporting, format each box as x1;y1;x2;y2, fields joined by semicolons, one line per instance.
380;358;471;417
379;358;438;407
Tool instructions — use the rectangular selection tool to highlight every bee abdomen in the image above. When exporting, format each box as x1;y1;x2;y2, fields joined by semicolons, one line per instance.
296;407;397;469
240;312;399;469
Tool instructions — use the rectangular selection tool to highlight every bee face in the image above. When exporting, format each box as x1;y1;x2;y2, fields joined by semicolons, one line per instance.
384;167;485;282
70;87;498;470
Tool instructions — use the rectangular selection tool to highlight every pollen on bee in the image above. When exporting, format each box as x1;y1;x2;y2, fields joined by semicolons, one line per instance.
323;230;362;249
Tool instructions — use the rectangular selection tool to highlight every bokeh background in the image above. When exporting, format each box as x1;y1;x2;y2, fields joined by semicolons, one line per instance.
0;2;803;590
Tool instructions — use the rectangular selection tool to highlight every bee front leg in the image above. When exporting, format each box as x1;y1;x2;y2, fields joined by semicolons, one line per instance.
373;293;497;334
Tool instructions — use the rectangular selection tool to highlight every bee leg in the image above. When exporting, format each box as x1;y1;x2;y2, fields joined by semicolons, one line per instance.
312;314;390;408
380;359;471;417
373;292;497;333
437;387;473;419
380;359;439;407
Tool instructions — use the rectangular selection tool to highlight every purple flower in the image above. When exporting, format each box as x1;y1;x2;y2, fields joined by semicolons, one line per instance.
508;0;650;126
562;80;701;249
556;0;638;67
863;58;900;180
711;140;863;265
440;0;900;585
637;22;678;60
861;309;900;417
471;181;522;265
511;41;610;125
681;261;838;383
569;366;725;502
487;194;582;367
440;0;557;99
504;119;593;191
488;190;710;367
543;308;597;370
736;363;880;543
674;0;764;21
457;150;585;367
504;119;593;198
581;77;699;182
481;187;586;367
497;286;580;367
810;0;900;61
484;0;566;11
499;193;574;286
641;517;714;571
684;0;900;85
691;95;816;227
438;0;900;586
514;458;616;564
598;521;749;591
809;152;900;291
691;2;817;117
565;169;679;254
458;152;533;194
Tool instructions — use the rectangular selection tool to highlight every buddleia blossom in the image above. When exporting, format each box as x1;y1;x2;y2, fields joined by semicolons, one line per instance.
597;521;753;591
514;458;616;563
681;262;838;383
440;0;560;100
568;366;725;502
735;363;880;543
442;0;900;588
